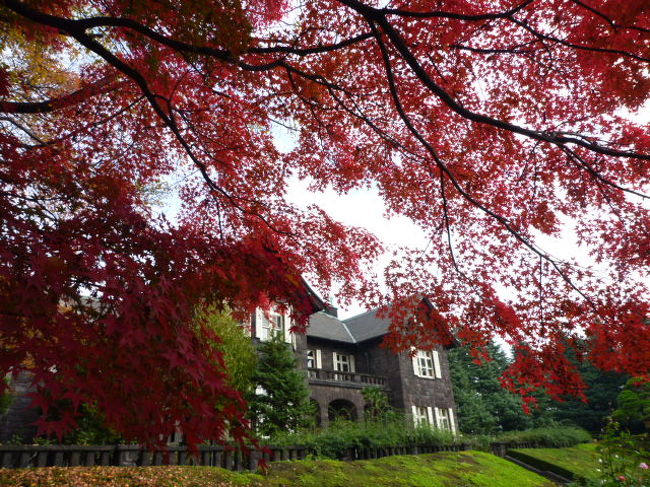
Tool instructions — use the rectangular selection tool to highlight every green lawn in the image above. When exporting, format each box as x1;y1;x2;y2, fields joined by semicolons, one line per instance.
510;443;599;481
0;451;555;487
264;451;556;487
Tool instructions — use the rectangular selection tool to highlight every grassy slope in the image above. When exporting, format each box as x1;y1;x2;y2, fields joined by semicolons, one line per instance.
511;443;599;481
265;451;556;487
0;451;555;487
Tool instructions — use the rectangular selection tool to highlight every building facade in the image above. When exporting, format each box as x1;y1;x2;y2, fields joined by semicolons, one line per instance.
250;300;459;433
1;295;459;443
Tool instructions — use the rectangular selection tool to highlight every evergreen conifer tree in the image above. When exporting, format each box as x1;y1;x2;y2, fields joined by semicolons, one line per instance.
449;343;547;434
551;341;628;433
249;334;312;437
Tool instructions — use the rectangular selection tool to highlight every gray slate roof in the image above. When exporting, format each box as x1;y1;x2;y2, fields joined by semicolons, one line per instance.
307;311;356;343
306;308;389;344
343;309;390;343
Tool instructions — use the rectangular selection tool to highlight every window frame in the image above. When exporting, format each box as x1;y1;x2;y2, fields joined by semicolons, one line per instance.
306;349;316;368
417;350;435;378
333;352;355;373
334;352;350;372
412;349;442;379
260;311;284;341
437;408;451;431
413;406;429;426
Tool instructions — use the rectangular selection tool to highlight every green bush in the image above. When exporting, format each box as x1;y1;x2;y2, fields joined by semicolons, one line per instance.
595;421;650;487
0;376;12;415
266;419;590;458
267;412;459;458
0;391;11;415
495;426;592;447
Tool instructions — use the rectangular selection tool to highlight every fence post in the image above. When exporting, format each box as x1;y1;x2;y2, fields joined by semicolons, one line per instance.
491;442;507;457
36;449;49;467
116;445;140;466
53;449;64;466
249;450;261;471
178;447;187;465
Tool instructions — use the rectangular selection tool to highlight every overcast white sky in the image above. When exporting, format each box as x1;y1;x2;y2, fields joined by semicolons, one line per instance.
161;102;648;322
274;125;429;319
274;100;650;320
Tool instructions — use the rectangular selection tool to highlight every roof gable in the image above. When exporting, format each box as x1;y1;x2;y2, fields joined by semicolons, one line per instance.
342;308;390;343
306;296;458;348
306;311;356;343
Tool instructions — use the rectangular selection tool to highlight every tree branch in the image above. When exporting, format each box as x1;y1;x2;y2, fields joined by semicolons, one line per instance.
0;76;119;113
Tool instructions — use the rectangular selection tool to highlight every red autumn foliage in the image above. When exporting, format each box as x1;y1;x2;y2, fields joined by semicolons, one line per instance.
0;0;648;447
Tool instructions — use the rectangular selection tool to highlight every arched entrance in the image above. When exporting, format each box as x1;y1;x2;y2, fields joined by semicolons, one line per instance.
328;399;357;422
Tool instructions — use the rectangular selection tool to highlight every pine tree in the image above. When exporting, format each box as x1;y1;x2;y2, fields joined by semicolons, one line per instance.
551;342;628;433
449;343;545;434
249;334;312;437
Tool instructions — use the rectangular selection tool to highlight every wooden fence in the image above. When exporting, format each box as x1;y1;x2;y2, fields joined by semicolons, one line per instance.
489;441;549;458
0;441;565;470
0;443;476;470
0;444;312;470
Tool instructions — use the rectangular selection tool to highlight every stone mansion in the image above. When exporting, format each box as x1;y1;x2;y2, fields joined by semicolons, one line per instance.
250;296;459;433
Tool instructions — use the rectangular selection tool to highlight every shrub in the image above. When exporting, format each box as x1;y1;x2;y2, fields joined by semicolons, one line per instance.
495;426;592;447
0;391;11;416
595;421;650;487
267;412;459;458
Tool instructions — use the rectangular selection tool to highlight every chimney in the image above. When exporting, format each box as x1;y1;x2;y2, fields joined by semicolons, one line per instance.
324;305;338;317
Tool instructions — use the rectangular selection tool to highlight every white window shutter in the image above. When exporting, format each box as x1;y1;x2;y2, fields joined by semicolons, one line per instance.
315;349;322;369
412;353;420;377
448;408;456;434
283;315;292;344
426;406;434;427
433;407;441;429
254;309;263;339
433;351;442;378
411;405;418;426
349;355;356;373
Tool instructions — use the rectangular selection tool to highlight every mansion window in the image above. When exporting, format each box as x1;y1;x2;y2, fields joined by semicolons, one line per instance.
306;349;322;378
411;406;456;434
413;406;429;426
437;408;451;431
260;312;283;341
306;350;316;368
412;349;442;378
306;349;322;368
334;352;355;373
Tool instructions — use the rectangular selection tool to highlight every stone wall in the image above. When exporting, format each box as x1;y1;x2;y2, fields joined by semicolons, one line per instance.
307;383;366;428
398;346;457;411
0;372;39;443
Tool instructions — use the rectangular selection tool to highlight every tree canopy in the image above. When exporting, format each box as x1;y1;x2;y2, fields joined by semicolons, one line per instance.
449;341;627;434
0;0;648;448
449;343;542;434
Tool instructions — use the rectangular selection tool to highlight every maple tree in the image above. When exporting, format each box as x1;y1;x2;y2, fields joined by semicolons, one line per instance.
0;0;648;448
